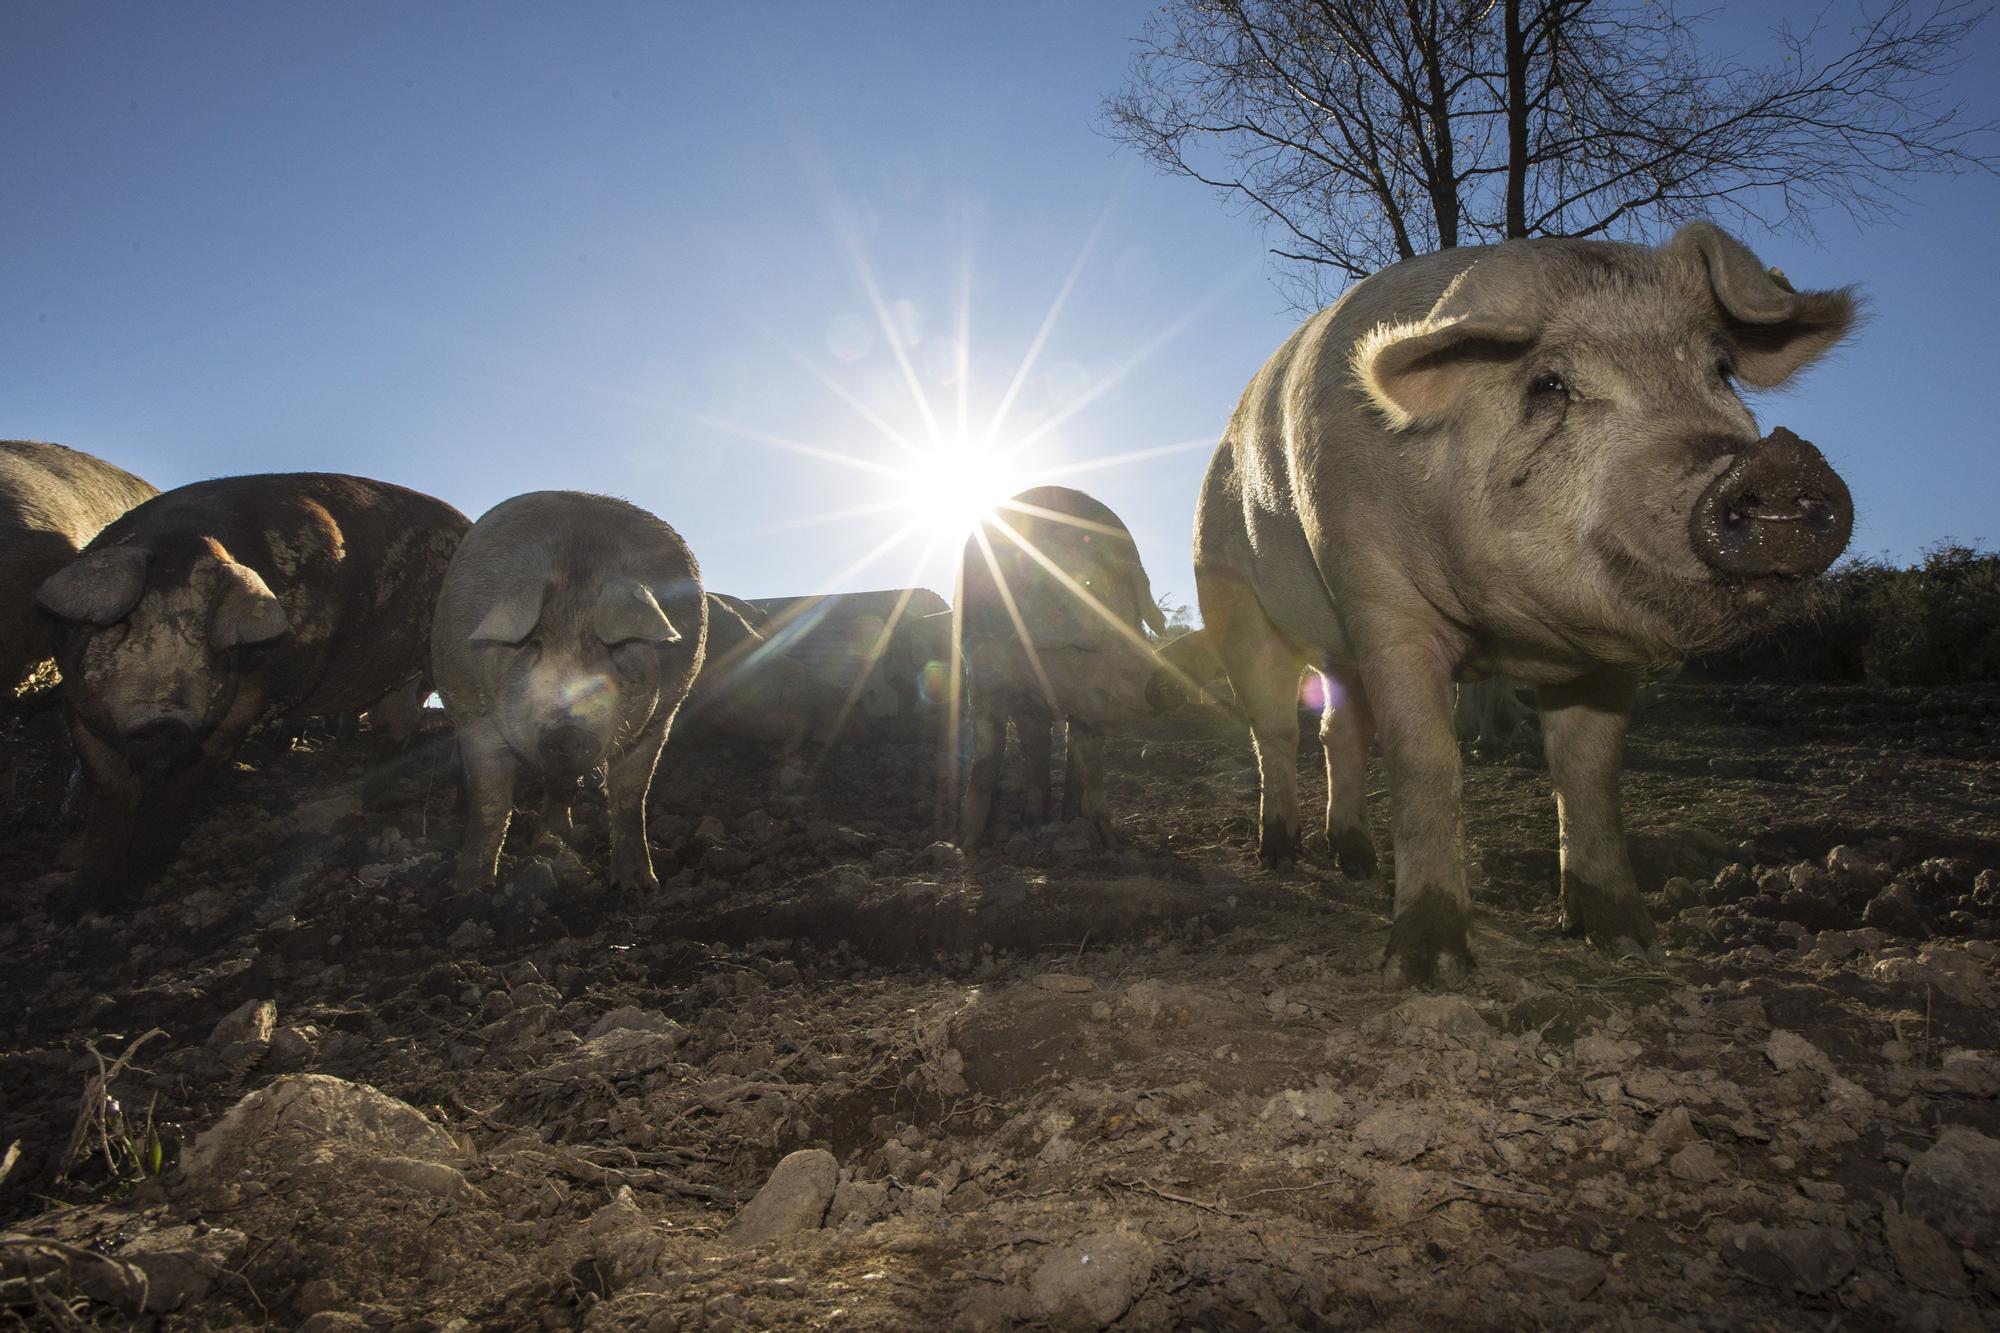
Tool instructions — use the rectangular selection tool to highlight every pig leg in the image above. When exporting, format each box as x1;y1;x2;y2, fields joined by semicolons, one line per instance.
536;774;579;846
1061;719;1116;846
960;684;1007;847
1202;577;1305;871
454;722;519;891
65;720;145;911
605;719;669;893
1362;644;1473;988
360;677;429;811
1537;668;1657;957
1012;696;1054;826
1319;675;1378;878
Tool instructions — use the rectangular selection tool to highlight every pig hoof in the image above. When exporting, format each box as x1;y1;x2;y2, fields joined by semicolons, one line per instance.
1382;889;1475;989
1257;823;1297;872
1332;830;1378;880
1560;882;1658;955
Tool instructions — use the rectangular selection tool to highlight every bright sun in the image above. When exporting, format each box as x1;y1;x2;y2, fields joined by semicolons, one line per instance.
900;436;1021;543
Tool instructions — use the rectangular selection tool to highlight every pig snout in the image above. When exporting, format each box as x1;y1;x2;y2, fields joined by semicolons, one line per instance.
124;717;196;771
1689;427;1851;580
537;722;600;774
1145;666;1187;714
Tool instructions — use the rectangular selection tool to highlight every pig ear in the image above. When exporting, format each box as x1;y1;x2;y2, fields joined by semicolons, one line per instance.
1351;252;1541;430
1670;221;1859;389
593;577;681;646
468;584;547;646
36;547;150;625
211;562;290;649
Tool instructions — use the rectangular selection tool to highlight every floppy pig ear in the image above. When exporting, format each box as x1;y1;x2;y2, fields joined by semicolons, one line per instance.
1670;221;1859;389
211;562;290;649
468;584;546;645
1351;246;1542;430
36;546;150;625
593;577;680;646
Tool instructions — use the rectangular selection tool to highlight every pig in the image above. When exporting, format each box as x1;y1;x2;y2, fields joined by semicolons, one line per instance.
679;592;842;748
431;491;705;893
36;473;467;906
1;441;157;705
1454;677;1537;756
1193;221;1855;985
956;485;1186;846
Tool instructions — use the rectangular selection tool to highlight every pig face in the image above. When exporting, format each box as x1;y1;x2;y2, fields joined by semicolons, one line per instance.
468;577;681;775
37;545;288;773
1353;223;1855;663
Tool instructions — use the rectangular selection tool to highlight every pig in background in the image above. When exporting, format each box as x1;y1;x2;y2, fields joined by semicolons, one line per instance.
956;485;1185;847
432;491;705;894
36;472;467;908
1194;221;1856;986
1;441;157;706
678;592;842;750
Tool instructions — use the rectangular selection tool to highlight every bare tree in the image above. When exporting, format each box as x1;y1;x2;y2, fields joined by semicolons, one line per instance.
1103;0;1996;307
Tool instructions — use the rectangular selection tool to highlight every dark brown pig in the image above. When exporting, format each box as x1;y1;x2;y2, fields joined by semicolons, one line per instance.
431;492;705;893
1;441;157;704
956;485;1185;846
679;592;841;748
1194;221;1856;985
36;473;467;906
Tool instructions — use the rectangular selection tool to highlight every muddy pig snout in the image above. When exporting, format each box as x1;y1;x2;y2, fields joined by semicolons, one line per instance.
1690;427;1852;580
537;723;600;774
124;718;196;772
1145;665;1187;714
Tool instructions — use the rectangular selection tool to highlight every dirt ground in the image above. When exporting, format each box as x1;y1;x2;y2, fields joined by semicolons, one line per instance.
1;678;1998;1330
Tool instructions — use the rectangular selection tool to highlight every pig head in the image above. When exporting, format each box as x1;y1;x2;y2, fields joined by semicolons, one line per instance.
464;575;683;776
38;543;289;777
1194;221;1857;986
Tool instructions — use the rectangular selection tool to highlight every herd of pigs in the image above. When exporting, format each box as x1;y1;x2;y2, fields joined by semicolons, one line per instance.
4;221;1858;990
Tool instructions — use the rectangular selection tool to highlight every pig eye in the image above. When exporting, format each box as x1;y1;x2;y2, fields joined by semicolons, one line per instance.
1528;371;1566;397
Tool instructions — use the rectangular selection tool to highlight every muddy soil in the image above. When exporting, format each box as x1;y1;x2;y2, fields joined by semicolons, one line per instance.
1;681;1998;1330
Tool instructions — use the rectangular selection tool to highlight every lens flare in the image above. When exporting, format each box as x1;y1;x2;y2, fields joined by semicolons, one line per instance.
901;436;1021;543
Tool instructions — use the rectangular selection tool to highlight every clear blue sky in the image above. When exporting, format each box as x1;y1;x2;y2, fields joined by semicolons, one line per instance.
4;3;1994;611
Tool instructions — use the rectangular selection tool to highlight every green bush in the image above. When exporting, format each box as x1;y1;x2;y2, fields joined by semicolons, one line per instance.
1694;543;2000;685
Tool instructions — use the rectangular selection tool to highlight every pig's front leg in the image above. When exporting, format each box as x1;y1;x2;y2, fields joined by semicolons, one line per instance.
66;718;144;912
537;773;579;847
1012;695;1054;826
1061;720;1116;846
605;719;668;893
1537;668;1657;957
959;683;1007;847
453;721;518;891
1365;643;1473;988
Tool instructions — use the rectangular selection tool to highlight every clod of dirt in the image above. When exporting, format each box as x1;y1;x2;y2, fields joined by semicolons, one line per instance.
1916;1049;2000;1097
268;1023;321;1071
1721;1224;1859;1294
1883;1203;1970;1297
179;1074;462;1192
1034;973;1095;994
584;1006;689;1042
1377;994;1488;1044
76;1224;249;1314
1353;1107;1432;1163
1505;1246;1606;1301
1667;1142;1726;1183
1763;1029;1831;1074
1902;1126;2000;1251
1028;1230;1155;1330
726;1148;837;1246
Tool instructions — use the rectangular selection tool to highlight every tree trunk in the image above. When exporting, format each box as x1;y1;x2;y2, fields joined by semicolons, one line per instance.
1504;0;1529;239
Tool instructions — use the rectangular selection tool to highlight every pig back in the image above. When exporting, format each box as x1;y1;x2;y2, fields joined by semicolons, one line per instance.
81;472;468;717
0;442;159;695
431;491;705;716
961;485;1159;652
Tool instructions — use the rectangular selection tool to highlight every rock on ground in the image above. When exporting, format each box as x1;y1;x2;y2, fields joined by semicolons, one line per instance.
1029;1230;1154;1330
727;1148;838;1246
1902;1125;2000;1251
